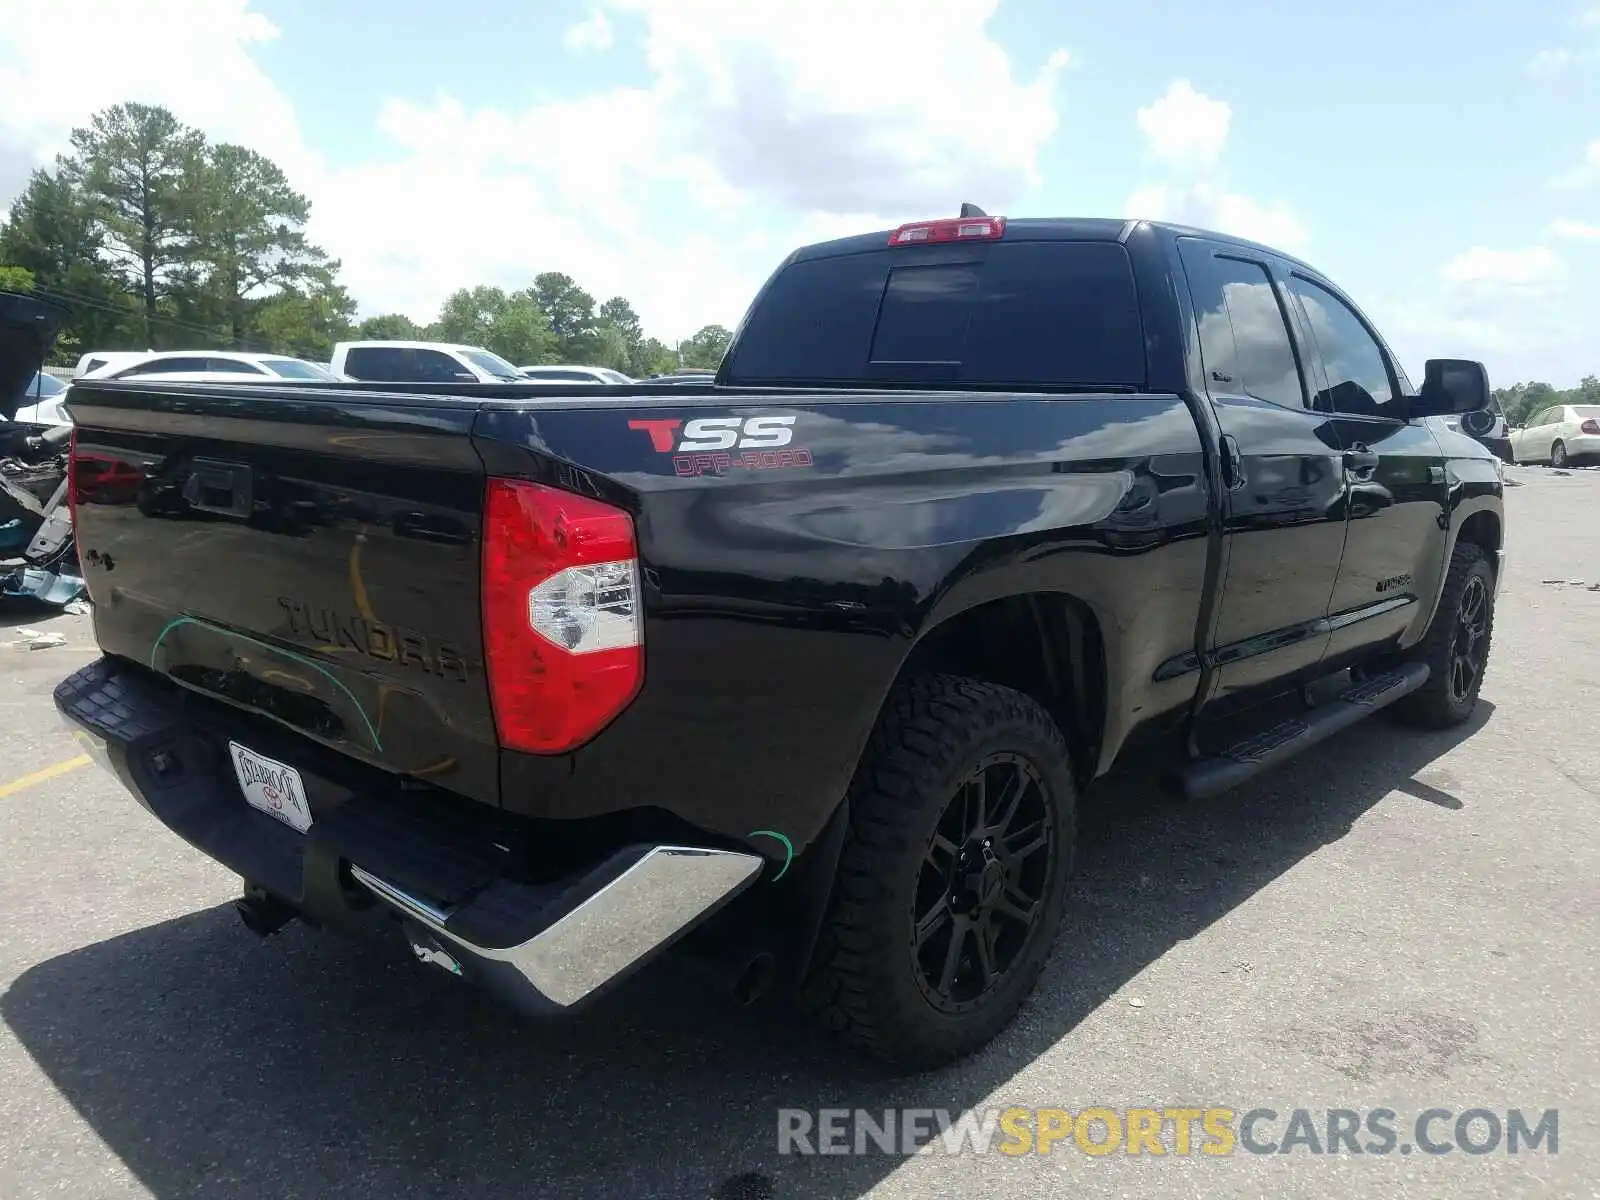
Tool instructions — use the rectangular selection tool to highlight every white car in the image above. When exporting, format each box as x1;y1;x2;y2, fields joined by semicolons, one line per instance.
332;341;523;383
84;351;338;383
1509;404;1600;468
72;351;148;379
517;365;633;385
12;371;71;426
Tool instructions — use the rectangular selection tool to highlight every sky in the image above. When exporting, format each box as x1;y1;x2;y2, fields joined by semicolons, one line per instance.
1;0;1597;386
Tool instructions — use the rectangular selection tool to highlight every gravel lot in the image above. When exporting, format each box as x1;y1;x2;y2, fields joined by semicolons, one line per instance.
2;464;1596;1200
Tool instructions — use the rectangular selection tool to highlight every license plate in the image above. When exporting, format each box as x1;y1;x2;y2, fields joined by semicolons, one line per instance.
229;741;313;833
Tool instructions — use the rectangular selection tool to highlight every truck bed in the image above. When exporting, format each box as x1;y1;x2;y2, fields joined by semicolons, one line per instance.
65;376;1212;852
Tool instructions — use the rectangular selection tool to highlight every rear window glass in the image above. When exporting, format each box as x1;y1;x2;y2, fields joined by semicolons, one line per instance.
1573;405;1600;420
724;240;1145;388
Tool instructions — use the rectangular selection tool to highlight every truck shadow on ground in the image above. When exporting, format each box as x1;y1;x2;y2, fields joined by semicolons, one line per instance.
3;703;1492;1200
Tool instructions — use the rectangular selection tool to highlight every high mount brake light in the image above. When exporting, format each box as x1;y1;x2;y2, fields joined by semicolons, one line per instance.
888;216;1007;246
481;479;644;754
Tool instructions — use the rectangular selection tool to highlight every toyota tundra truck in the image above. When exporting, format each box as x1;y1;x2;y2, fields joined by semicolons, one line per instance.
53;214;1504;1069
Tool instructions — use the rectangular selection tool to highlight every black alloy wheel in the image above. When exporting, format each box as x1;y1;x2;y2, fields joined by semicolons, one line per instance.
1449;574;1490;705
911;753;1056;1014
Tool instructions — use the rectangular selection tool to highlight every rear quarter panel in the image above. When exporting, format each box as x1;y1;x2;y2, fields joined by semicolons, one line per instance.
475;391;1213;855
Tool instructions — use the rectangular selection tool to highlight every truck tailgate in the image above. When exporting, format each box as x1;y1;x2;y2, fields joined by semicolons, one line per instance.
67;384;500;805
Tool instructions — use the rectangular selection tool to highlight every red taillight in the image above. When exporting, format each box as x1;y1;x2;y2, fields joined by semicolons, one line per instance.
480;479;643;755
67;427;81;528
1581;419;1600;435
888;216;1006;246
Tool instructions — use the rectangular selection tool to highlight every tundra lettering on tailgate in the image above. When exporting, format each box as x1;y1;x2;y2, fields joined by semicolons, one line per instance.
628;415;814;477
277;598;473;681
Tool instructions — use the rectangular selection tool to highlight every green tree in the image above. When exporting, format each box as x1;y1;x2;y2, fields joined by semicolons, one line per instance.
632;336;679;377
356;313;423;340
589;323;631;372
250;279;356;361
0;266;34;292
1577;374;1600;404
1;166;141;354
69;102;205;345
428;285;554;364
430;284;507;347
678;323;732;370
494;288;557;364
1508;381;1556;427
530;271;597;359
598;295;653;376
190;142;334;346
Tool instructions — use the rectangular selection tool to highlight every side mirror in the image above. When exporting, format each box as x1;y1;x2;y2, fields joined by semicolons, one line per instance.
1412;358;1490;418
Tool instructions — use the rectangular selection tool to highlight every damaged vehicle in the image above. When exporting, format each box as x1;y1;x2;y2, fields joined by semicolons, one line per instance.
1;292;82;605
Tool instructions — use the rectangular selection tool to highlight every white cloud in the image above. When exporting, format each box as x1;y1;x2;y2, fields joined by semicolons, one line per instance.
564;10;614;53
1134;79;1231;168
1125;80;1304;251
0;0;307;197
1528;8;1600;75
1548;138;1600;189
1375;243;1592;387
2;0;1073;343
1528;47;1574;75
1125;181;1308;250
1440;245;1566;289
1549;217;1600;240
601;0;1071;215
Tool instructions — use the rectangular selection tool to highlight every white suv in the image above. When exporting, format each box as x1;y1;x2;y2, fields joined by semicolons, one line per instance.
332;341;523;383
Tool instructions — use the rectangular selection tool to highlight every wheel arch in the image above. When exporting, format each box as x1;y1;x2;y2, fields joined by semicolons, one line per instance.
880;591;1108;791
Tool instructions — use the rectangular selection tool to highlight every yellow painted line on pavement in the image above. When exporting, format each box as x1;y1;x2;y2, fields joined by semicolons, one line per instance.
0;754;92;799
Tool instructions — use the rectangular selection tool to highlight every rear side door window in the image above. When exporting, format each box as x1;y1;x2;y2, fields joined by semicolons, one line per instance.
1284;276;1396;417
205;357;268;374
120;356;209;377
343;348;409;379
1180;243;1306;408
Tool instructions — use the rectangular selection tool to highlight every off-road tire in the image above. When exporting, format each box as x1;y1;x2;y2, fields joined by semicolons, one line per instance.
1391;541;1496;729
800;674;1076;1070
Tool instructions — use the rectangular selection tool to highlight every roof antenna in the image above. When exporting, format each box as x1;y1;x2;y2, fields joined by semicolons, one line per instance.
959;202;987;218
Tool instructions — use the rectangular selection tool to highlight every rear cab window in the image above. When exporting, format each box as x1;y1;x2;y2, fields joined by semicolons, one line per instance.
722;239;1147;389
342;347;454;381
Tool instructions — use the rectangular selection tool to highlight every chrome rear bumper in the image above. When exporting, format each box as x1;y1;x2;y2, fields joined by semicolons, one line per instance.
351;846;764;1008
54;656;767;1018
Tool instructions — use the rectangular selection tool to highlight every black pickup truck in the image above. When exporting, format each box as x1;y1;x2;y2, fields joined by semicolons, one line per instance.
55;215;1504;1069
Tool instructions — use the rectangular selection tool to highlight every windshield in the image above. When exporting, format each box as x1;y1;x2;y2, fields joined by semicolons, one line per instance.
599;369;633;384
263;358;335;380
28;371;67;398
459;349;522;380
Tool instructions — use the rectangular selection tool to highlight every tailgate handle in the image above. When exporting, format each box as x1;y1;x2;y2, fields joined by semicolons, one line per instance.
183;458;254;519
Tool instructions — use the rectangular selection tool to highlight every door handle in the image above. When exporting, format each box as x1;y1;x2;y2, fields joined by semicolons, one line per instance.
1342;446;1380;477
